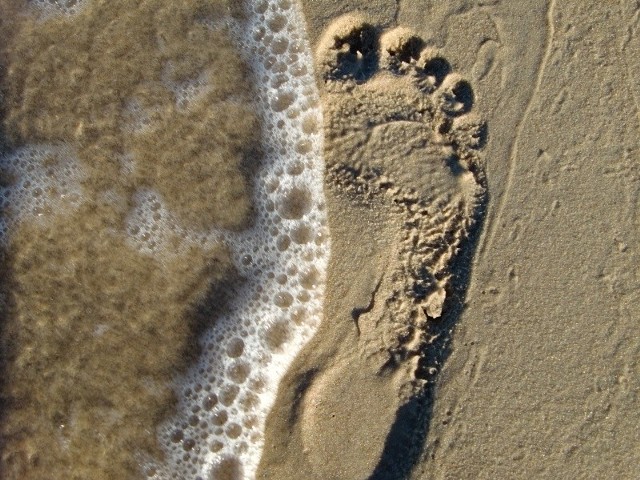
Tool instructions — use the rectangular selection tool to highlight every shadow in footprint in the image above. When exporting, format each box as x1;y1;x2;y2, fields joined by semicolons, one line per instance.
368;198;488;480
423;57;451;87
318;16;489;479
450;80;475;115
332;22;380;83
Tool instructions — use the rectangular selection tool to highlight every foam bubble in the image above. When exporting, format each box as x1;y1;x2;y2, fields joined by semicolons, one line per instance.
0;144;84;244
30;0;88;17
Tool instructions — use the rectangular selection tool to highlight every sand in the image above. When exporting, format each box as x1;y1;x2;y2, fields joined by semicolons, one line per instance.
0;0;639;479
259;0;640;479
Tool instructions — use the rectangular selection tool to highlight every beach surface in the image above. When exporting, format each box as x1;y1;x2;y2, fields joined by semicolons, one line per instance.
0;0;638;479
259;0;640;479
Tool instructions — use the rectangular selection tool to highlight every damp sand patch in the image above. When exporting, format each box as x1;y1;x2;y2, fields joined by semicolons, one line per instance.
0;1;328;479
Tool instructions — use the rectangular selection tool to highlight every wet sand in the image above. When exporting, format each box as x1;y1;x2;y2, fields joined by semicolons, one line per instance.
0;1;254;478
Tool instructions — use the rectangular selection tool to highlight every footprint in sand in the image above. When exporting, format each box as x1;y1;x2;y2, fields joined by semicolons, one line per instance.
296;15;487;479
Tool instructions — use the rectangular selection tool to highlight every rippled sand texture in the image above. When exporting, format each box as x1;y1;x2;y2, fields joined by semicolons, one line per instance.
0;1;255;479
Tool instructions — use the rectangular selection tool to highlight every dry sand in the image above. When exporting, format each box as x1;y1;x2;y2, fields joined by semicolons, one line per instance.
0;0;638;479
259;0;640;479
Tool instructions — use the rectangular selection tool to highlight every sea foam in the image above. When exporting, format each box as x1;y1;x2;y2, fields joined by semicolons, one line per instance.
0;144;84;244
141;1;329;478
0;0;326;478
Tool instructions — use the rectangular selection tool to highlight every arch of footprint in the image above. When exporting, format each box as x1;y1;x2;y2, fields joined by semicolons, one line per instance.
0;0;327;479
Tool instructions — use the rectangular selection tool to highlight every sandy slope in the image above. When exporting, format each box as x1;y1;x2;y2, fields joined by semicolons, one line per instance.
259;0;640;478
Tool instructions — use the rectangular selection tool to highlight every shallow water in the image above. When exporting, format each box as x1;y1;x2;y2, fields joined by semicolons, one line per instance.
0;1;327;479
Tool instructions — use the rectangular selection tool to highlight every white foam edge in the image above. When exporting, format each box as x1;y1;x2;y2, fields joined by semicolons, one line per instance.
0;144;84;245
29;0;88;18
142;1;329;479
